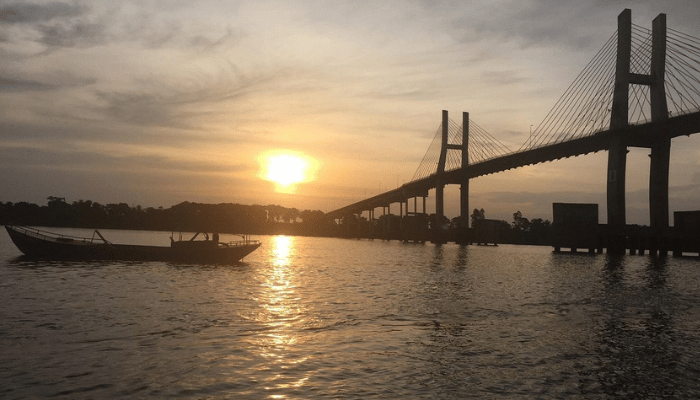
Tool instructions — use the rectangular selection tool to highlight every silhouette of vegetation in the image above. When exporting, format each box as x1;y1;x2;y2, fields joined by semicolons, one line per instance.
1;199;552;244
0;197;339;237
506;210;553;245
335;208;553;245
470;208;486;227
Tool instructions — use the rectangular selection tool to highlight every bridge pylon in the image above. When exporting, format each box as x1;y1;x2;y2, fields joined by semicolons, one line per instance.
433;110;470;244
458;112;470;244
433;110;448;243
608;9;670;237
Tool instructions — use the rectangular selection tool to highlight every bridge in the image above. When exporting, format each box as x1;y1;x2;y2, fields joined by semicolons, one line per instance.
327;9;700;251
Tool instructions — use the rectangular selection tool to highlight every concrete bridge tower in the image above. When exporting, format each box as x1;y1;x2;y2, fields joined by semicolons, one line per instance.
608;9;669;233
434;110;470;244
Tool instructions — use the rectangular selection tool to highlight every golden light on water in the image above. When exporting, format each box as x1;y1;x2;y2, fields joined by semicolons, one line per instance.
256;236;303;363
271;235;294;267
258;150;319;194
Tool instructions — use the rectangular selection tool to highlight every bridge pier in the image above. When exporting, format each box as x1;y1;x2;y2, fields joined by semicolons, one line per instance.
399;199;404;236
649;12;670;235
383;205;389;239
650;139;671;233
457;112;470;245
607;9;670;252
432;110;449;244
433;184;445;244
606;136;627;230
607;9;632;237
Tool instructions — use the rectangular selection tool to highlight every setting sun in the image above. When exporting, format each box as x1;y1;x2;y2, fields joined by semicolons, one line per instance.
267;154;306;186
259;150;319;193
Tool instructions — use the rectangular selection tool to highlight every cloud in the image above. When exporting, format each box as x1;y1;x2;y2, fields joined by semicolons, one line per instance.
36;20;105;48
0;71;96;92
90;67;280;130
481;69;528;86
0;1;84;24
0;143;249;175
448;0;616;51
0;76;57;91
1;1;242;55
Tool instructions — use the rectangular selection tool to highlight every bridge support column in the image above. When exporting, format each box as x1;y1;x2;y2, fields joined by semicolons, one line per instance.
607;136;627;229
432;110;449;244
649;140;670;231
434;184;445;243
400;199;404;238
649;12;670;238
606;9;632;253
384;205;388;240
458;112;470;245
606;9;671;254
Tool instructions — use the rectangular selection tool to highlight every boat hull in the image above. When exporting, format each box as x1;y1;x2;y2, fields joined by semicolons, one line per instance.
5;226;260;264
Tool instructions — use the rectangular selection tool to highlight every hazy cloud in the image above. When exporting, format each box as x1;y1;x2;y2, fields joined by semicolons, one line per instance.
90;67;280;130
36;20;105;47
0;1;85;24
0;144;251;176
0;70;96;93
0;76;57;91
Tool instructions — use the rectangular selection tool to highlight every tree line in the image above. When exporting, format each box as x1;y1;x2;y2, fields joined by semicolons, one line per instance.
0;197;339;236
0;197;553;244
470;208;553;245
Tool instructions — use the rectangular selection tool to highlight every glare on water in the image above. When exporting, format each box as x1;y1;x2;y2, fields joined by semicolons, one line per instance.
1;229;700;399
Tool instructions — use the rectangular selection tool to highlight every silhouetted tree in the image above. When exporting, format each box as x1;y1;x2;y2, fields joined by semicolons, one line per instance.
471;208;485;228
512;210;530;231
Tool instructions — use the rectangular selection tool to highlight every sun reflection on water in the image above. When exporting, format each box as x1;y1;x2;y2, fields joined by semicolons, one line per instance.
254;236;313;393
271;235;294;267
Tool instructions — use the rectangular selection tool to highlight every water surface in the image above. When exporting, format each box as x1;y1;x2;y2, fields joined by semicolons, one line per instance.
1;229;700;398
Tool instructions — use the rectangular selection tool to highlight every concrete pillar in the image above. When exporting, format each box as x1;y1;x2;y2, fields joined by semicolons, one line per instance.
607;136;627;228
399;200;404;239
435;186;444;227
382;206;387;239
649;13;670;233
607;9;632;229
435;110;448;224
610;9;631;131
433;110;448;243
459;112;470;244
650;14;668;123
650;141;670;231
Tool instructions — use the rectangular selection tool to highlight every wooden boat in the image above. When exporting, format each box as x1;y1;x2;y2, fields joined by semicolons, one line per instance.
5;225;261;264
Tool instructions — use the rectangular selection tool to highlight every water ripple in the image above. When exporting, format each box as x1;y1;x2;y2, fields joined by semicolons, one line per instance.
2;233;700;398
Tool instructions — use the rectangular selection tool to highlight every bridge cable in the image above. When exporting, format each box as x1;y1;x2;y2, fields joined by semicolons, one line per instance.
533;32;616;146
523;32;617;150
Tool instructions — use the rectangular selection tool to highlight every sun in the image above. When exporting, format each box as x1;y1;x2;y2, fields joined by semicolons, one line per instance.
267;154;306;186
259;150;318;193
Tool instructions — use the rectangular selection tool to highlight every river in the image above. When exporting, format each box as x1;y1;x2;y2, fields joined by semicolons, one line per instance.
1;228;700;398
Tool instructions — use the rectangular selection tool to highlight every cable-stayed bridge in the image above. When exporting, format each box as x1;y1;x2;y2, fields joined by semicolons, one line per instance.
327;9;700;249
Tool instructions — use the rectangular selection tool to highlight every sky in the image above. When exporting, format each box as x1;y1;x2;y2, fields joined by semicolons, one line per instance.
2;0;700;225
